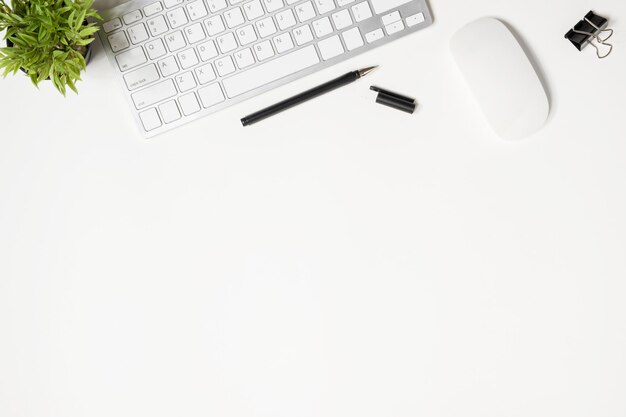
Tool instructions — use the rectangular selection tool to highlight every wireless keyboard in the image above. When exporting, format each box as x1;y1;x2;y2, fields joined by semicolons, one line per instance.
98;0;433;137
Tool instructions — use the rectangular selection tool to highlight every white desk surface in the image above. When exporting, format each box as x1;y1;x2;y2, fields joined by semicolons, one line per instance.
1;0;625;415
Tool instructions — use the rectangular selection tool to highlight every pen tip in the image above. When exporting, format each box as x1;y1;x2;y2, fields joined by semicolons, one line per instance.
358;66;378;77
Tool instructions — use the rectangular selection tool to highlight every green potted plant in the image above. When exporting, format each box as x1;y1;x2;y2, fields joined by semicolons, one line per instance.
0;0;101;95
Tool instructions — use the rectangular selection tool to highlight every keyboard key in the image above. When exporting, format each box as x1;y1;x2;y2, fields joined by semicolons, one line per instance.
351;1;372;22
331;9;351;30
197;40;218;61
336;0;354;5
177;48;199;69
139;108;162;131
365;28;383;43
184;22;206;44
123;10;142;25
312;16;332;38
292;24;313;45
206;0;228;12
243;0;264;20
195;63;217;83
256;17;277;38
128;23;149;44
178;92;201;115
124;63;160;90
406;12;425;27
215;56;236;76
164;0;183;8
175;71;197;92
342;26;363;50
224;7;245;28
116;46;147;71
222;45;319;98
165;31;186;51
295;1;316;22
253;40;274;61
205;16;226;36
234;47;255;68
157;55;180;76
318;34;343;60
263;0;284;13
217;32;237;53
276;9;296;30
385;20;404;35
236;25;257;46
159;100;182;123
381;11;400;25
143;2;163;16
108;31;129;52
186;0;208;20
132;78;177;109
285;0;298;4
103;18;122;33
147;15;169;36
146;39;167;59
314;0;335;14
273;32;294;53
166;8;188;29
198;83;225;107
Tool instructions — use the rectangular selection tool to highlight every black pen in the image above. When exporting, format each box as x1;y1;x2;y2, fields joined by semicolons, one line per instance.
241;66;377;126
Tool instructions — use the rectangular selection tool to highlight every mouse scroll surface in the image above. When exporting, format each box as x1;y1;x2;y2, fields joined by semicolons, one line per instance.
450;18;549;140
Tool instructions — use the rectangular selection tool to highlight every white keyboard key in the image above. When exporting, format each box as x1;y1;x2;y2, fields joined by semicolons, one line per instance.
159;100;182;123
295;1;316;22
165;30;187;51
314;0;335;14
177;48;199;69
103;18;122;33
292;24;313;45
318;34;343;59
139;108;162;131
234;48;255;68
147;15;169;36
195;63;216;84
143;2;164;16
351;2;372;22
108;31;129;52
206;0;228;12
273;32;294;53
312;17;332;38
186;0;208;20
198;83;225;107
215;56;236;76
256;17;277;38
205;16;226;36
406;12;425;27
175;71;197;92
331;9;351;30
166;8;188;29
385;20;404;35
197;40;218;61
285;0;298;4
381;11;400;25
116;47;147;71
223;45;319;97
164;0;183;8
157;55;180;76
124;63;160;90
236;25;257;46
146;38;167;59
342;26;363;50
263;0;284;13
184;22;206;44
336;0;354;5
178;92;201;115
128;23;149;44
253;40;274;61
123;10;142;25
217;32;237;53
243;0;264;20
276;9;296;30
132;78;177;109
224;7;245;28
365;28;383;43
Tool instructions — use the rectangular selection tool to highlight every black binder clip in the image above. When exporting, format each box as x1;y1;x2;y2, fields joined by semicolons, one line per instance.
565;11;614;59
370;86;416;114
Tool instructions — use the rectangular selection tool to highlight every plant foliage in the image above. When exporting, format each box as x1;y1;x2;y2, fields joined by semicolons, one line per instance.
0;0;101;95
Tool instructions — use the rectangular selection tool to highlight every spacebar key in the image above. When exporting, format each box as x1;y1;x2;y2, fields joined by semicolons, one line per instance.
223;45;320;98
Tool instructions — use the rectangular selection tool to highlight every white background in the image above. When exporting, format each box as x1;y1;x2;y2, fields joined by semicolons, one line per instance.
1;0;625;416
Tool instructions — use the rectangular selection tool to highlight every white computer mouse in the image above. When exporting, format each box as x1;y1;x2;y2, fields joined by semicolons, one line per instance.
450;18;550;140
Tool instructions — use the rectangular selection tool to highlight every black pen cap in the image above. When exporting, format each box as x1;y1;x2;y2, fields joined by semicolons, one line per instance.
370;86;416;114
